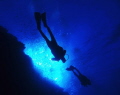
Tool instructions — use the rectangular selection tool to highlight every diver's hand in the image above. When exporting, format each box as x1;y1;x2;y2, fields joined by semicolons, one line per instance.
51;58;59;61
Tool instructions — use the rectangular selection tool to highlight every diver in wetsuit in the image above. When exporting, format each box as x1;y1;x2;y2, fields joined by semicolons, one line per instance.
34;12;66;63
66;65;91;86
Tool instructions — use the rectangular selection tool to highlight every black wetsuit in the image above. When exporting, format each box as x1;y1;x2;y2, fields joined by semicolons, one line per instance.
39;26;65;61
34;12;66;62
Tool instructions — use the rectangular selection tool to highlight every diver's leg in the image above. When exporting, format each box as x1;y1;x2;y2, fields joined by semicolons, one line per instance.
74;68;81;75
38;29;50;46
72;70;79;78
46;26;57;44
41;13;57;44
34;12;51;47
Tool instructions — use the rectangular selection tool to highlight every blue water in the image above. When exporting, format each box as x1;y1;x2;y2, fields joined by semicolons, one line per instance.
0;0;120;95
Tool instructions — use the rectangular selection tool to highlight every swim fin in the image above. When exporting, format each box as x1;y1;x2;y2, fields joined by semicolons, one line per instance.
34;12;41;30
41;12;47;27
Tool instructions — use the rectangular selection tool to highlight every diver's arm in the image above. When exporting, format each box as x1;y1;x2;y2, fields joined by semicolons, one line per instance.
51;58;59;61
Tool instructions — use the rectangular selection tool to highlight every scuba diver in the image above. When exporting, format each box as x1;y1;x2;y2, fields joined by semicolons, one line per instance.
66;65;91;86
34;12;66;63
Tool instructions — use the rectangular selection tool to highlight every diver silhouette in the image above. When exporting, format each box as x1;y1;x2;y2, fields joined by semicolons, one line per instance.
34;12;66;63
66;65;91;86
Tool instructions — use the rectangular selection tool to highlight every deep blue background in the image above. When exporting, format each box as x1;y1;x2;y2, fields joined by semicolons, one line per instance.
0;0;120;95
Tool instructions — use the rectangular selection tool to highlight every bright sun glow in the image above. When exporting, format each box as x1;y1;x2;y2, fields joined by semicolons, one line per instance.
24;39;69;88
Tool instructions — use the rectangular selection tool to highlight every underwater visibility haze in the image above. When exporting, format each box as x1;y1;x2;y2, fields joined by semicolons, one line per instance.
0;0;120;95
